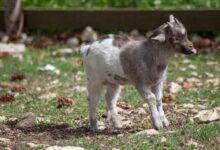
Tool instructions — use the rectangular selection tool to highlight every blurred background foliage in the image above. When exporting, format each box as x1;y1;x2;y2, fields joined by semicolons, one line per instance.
0;0;220;9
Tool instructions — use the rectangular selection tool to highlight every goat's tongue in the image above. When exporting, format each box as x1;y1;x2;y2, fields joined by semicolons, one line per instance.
191;48;197;54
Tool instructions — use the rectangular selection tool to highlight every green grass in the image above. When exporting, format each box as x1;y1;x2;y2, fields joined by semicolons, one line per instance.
0;0;220;9
0;45;220;149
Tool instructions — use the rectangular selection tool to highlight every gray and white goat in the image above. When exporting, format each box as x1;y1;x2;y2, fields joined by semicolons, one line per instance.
80;15;197;131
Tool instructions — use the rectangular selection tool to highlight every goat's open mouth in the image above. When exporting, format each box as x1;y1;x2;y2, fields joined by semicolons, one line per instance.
181;48;197;55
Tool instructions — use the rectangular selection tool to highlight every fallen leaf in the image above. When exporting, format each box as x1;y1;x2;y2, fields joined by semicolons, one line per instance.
181;82;192;89
57;97;75;108
0;93;15;104
194;107;220;123
163;93;176;103
0;81;14;88
10;73;26;81
11;85;26;92
117;101;134;110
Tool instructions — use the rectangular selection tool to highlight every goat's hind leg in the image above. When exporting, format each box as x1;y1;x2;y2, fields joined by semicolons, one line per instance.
105;84;122;128
87;79;102;132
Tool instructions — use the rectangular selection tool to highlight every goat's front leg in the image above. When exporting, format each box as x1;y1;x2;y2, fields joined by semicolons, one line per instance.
137;86;163;130
152;82;170;127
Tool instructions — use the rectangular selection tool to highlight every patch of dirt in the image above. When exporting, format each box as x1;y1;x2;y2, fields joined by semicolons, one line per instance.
0;104;201;148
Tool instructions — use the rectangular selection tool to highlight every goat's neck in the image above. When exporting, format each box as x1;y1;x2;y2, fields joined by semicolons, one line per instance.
141;40;174;68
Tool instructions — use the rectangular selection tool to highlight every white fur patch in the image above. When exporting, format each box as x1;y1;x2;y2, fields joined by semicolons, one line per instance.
82;37;126;84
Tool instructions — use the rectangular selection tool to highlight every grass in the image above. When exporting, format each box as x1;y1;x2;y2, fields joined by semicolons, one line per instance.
0;0;220;9
0;44;220;149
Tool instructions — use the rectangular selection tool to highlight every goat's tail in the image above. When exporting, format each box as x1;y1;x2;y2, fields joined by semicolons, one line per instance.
79;44;90;55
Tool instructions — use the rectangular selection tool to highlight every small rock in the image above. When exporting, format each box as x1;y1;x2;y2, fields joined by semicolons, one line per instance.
137;107;146;114
194;107;220;123
0;138;11;145
52;48;73;57
16;112;36;129
188;64;197;70
39;93;57;100
46;146;84;150
38;64;60;75
81;26;98;42
160;136;167;143
136;129;159;135
186;139;204;148
169;82;182;94
66;37;79;47
0;116;6;123
26;142;48;148
183;104;194;109
176;77;184;83
205;72;214;78
0;43;26;54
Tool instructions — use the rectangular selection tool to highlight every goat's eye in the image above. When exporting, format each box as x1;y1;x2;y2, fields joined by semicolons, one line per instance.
172;37;179;43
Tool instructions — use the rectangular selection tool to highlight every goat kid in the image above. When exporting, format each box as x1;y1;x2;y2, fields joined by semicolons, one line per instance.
80;15;197;131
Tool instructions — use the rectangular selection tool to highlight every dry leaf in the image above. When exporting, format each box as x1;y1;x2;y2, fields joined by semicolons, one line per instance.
117;101;134;110
11;85;26;92
163;93;176;103
181;82;192;89
0;93;15;103
10;74;26;81
57;97;75;108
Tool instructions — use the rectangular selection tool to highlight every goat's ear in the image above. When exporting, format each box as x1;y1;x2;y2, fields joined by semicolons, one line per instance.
151;32;165;42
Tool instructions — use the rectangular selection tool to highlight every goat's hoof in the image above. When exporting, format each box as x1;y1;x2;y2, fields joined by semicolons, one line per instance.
90;124;98;133
113;121;122;128
153;120;163;130
162;118;170;127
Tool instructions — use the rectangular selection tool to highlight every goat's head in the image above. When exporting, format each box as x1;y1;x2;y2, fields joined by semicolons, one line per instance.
151;15;197;55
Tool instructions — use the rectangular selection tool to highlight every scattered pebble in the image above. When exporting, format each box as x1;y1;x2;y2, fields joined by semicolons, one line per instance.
183;104;194;109
15;112;36;129
46;146;84;150
169;82;182;94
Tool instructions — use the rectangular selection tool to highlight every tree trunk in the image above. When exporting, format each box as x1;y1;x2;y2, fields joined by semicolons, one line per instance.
3;0;23;36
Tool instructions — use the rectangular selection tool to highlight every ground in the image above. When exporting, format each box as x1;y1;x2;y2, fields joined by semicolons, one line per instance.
0;39;220;149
